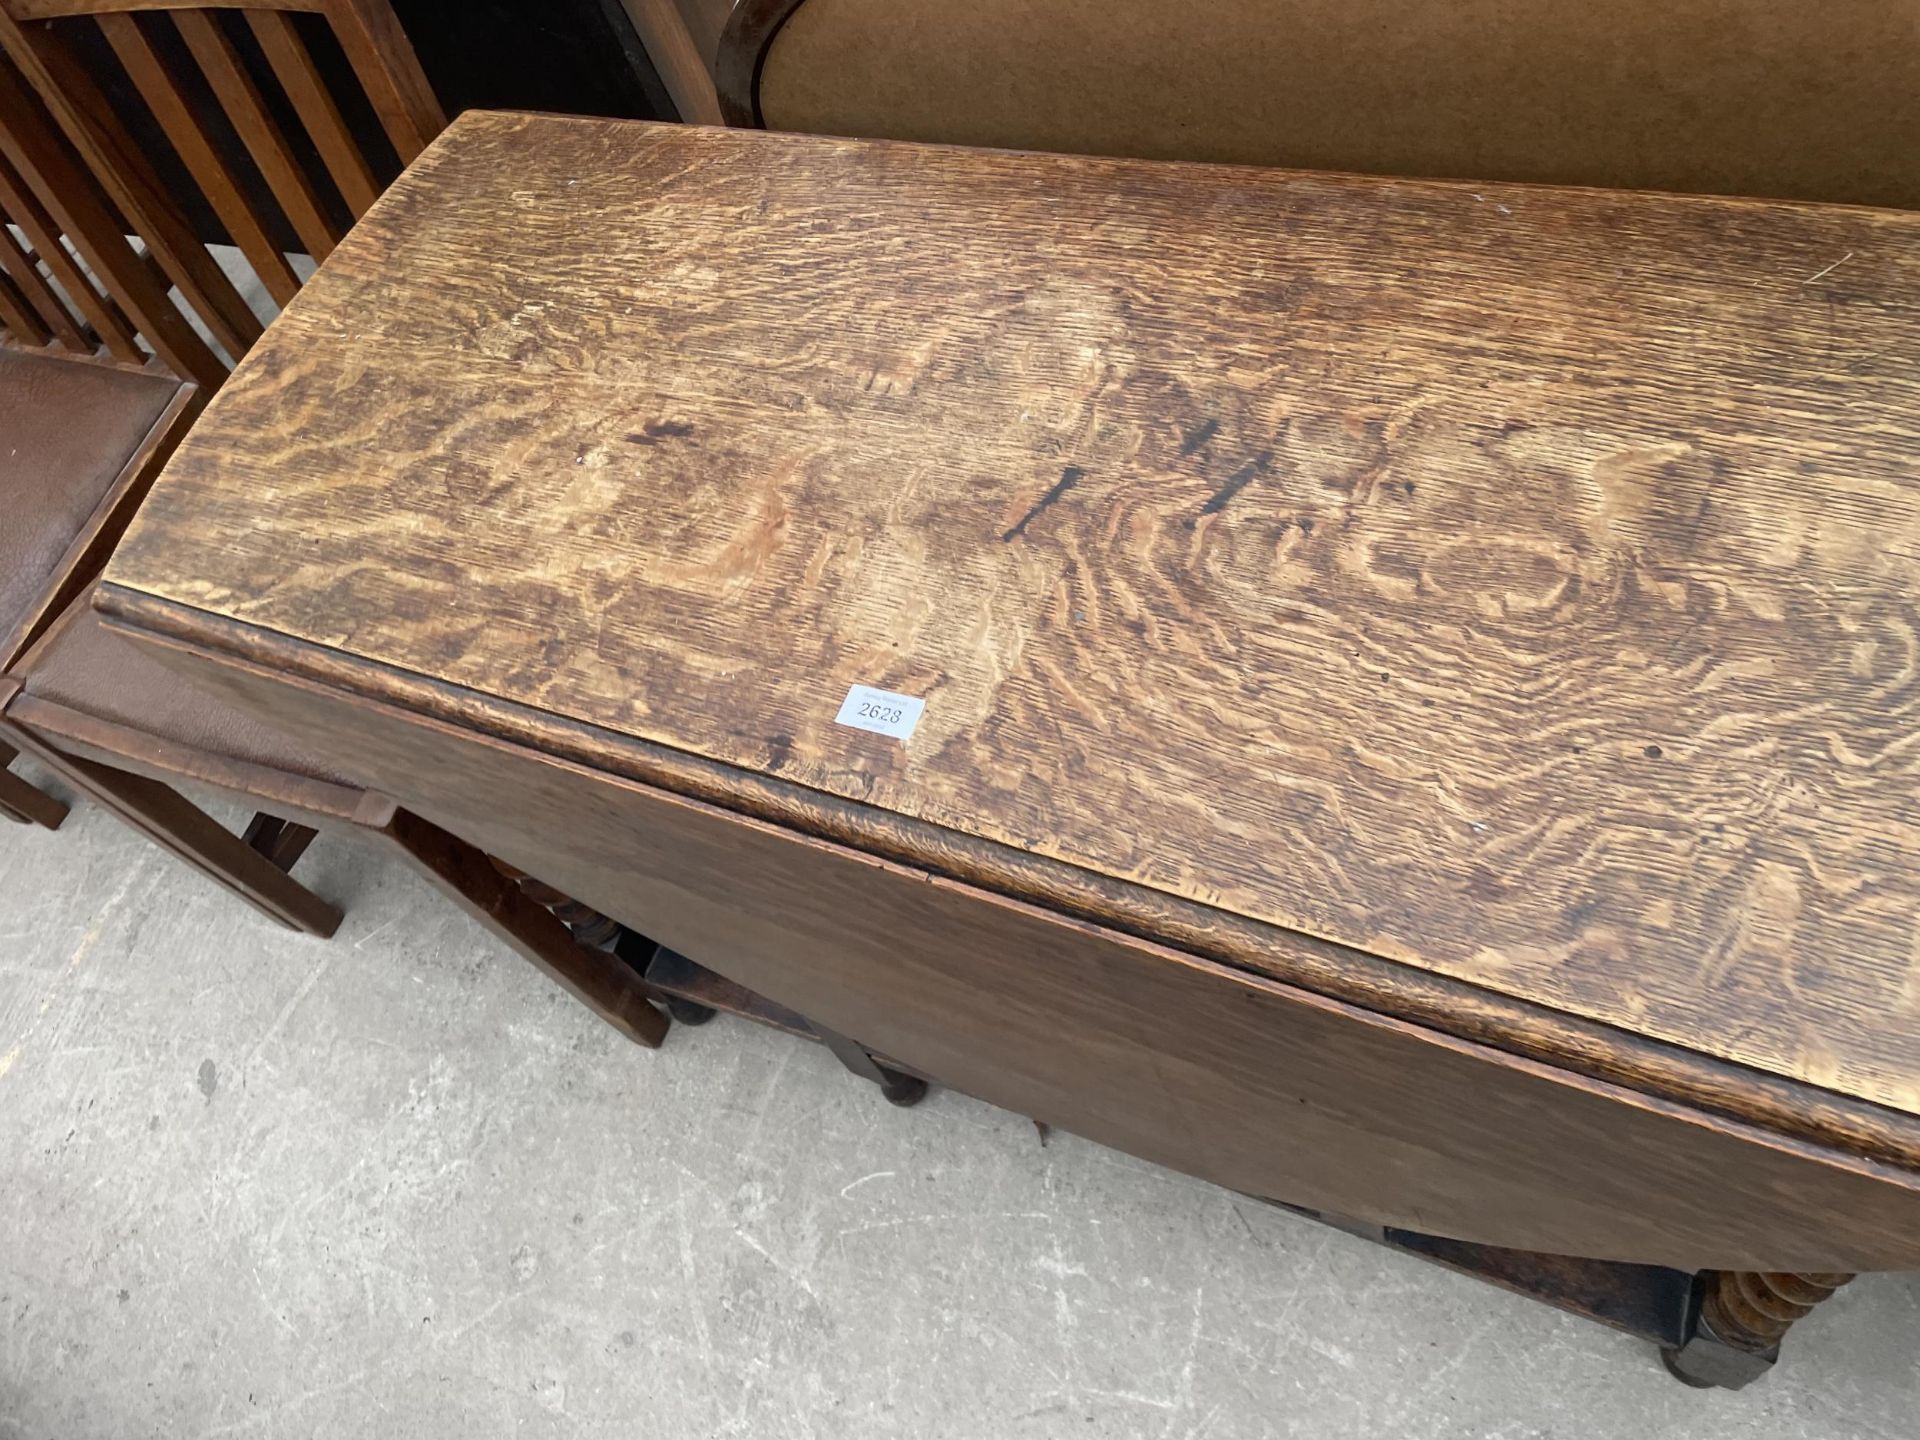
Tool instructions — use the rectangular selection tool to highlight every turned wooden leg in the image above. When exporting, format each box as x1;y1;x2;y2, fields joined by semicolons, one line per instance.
817;1025;929;1108
1663;1271;1854;1389
0;742;67;829
359;799;667;1049
493;860;716;1024
488;857;623;949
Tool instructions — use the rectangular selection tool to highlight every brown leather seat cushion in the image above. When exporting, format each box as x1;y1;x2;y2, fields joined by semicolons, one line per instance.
0;349;182;651
21;593;362;790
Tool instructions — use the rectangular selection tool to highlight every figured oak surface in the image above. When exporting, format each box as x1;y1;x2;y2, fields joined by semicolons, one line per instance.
108;112;1920;1114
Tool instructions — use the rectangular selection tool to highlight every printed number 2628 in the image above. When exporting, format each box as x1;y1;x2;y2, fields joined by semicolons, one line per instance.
858;701;905;725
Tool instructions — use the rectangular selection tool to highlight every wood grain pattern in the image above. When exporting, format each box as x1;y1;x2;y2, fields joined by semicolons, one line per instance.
731;0;1920;209
83;618;1920;1270
105;113;1920;1115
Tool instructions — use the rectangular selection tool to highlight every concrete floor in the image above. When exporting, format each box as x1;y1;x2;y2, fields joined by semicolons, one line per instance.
3;759;1916;1440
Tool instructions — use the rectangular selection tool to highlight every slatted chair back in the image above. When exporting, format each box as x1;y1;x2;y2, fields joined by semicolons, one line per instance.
0;44;225;386
0;0;443;376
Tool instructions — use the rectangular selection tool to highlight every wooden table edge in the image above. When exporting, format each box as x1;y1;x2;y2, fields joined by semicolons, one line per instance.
94;580;1920;1176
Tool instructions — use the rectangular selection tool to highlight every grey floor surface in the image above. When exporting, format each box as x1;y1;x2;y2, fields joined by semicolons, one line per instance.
3;758;1917;1440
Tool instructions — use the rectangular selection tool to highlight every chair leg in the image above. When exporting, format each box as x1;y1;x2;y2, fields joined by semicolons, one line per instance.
361;801;668;1049
1;762;68;829
0;742;67;829
1662;1272;1854;1389
3;730;341;936
489;857;624;948
243;813;321;870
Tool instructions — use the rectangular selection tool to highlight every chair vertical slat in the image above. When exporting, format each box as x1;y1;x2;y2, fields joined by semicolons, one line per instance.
0;14;262;360
0;257;53;346
323;0;444;163
0;148;142;363
171;9;341;260
98;12;303;306
246;10;378;217
0;0;436;377
87;271;143;355
0;205;90;350
0;78;227;388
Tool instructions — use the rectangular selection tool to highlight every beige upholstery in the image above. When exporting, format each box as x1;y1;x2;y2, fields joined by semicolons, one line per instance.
755;0;1920;208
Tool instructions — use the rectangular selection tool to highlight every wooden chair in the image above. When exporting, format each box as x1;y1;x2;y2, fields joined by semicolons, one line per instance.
617;0;727;124
714;0;1920;210
0;0;442;352
0;11;668;1048
0;44;207;828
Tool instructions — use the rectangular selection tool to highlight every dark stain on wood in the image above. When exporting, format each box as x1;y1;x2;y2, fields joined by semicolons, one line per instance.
1199;449;1275;515
1001;464;1084;542
625;420;696;445
1180;418;1220;456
